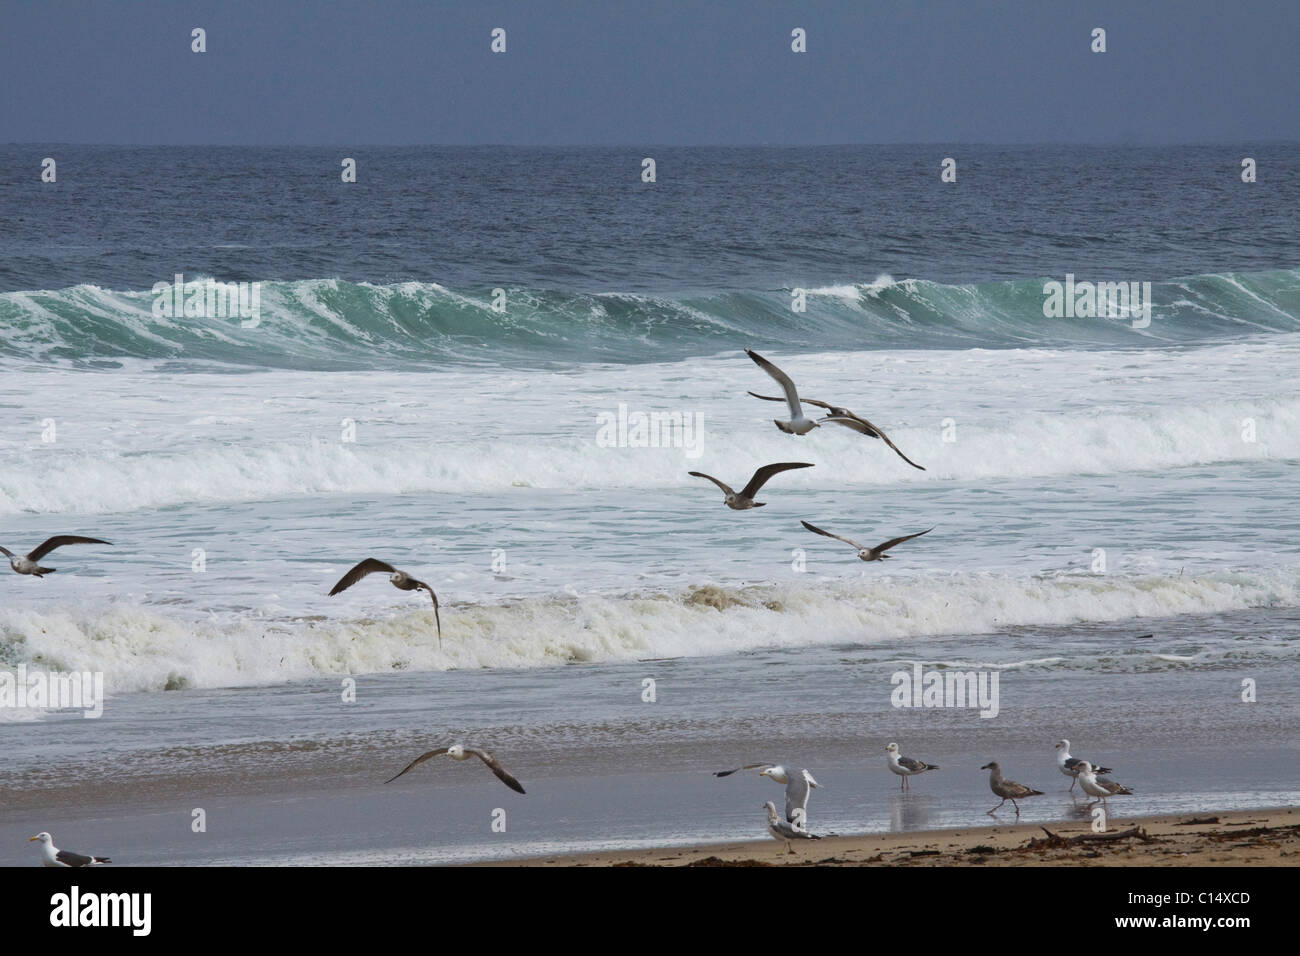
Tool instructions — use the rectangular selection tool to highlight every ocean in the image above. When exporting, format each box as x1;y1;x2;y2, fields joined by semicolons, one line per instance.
1;145;1298;865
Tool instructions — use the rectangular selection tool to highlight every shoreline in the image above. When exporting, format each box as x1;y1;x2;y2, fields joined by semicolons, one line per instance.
471;808;1300;867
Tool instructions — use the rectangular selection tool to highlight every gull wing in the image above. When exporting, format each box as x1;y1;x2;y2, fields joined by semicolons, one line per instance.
328;558;398;596
800;520;868;552
27;536;112;561
466;747;526;794
897;755;932;772
714;763;777;778
384;747;451;784
688;471;736;498
740;462;814;500
54;848;96;867
785;771;813;822
821;416;926;471
410;578;442;644
745;350;803;419
872;528;933;555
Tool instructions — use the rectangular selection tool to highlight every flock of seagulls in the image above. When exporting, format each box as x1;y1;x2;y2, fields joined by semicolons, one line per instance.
16;349;1138;864
708;738;1134;854
689;351;933;563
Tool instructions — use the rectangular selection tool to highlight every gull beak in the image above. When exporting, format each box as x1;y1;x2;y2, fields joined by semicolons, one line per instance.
28;836;38;841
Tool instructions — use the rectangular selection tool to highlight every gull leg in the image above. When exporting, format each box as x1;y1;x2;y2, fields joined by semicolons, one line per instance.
1012;799;1021;816
987;799;1003;815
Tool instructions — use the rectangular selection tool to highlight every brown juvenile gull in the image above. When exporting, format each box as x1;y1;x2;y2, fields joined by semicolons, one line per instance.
328;558;441;645
885;742;939;790
29;832;111;867
763;801;821;854
1055;739;1114;793
715;763;820;824
384;744;525;793
981;761;1044;816
687;462;814;510
748;391;926;470
745;349;821;435
802;521;932;562
1;536;112;577
1075;761;1133;808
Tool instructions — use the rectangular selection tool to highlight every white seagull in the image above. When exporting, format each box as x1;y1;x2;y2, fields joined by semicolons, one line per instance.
1075;761;1133;807
802;521;932;562
1055;739;1114;792
885;742;940;790
715;763;820;825
29;832;111;867
688;462;813;510
328;558;441;645
981;761;1044;816
1;536;112;577
745;349;822;434
763;801;821;854
384;743;525;793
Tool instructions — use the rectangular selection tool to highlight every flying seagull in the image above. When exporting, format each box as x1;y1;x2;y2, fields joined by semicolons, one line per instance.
802;521;932;561
328;558;441;645
715;763;820;825
1075;761;1133;807
745;349;821;435
1;536;112;577
763;801;821;854
1055;739;1114;793
29;832;111;867
384;743;525;794
885;742;939;790
748;392;926;470
688;462;813;510
981;761;1044;816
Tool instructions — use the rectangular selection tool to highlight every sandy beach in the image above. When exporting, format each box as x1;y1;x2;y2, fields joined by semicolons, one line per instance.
487;808;1300;867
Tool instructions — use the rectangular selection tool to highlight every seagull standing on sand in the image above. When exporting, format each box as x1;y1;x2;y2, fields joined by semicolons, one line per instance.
29;832;111;867
1055;739;1114;792
747;392;926;470
1075;761;1133;807
745;349;822;435
715;763;820;825
802;521;932;561
328;558;441;645
384;743;526;793
1;536;112;577
763;802;821;854
885;742;939;790
980;761;1044;816
688;462;813;510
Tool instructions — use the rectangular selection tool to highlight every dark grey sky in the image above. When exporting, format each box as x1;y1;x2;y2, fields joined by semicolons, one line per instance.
3;0;1296;145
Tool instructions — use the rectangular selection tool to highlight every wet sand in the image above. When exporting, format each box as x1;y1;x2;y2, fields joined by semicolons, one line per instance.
483;807;1300;867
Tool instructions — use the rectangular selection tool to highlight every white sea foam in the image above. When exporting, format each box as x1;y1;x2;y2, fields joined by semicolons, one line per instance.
3;568;1295;693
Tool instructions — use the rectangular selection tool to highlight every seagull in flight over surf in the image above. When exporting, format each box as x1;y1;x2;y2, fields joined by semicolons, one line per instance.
0;536;112;577
688;462;813;510
384;743;525;793
801;521;932;561
328;558;442;645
